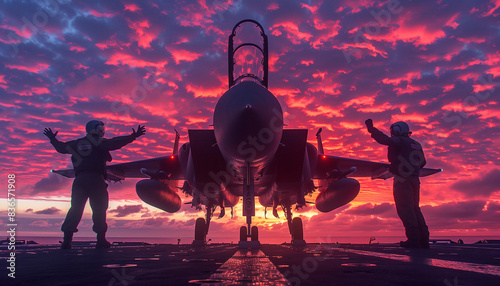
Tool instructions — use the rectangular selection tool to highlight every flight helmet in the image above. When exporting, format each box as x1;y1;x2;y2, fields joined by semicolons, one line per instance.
86;120;105;137
390;121;411;137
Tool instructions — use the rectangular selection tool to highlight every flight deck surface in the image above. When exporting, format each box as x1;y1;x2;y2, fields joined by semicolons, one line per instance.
2;242;500;285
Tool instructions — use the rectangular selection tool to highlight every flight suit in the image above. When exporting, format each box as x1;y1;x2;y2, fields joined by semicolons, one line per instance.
49;134;137;235
369;127;429;247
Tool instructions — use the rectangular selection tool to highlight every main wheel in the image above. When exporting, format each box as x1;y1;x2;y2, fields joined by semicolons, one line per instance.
194;218;206;241
251;226;258;241
291;217;303;241
240;226;248;241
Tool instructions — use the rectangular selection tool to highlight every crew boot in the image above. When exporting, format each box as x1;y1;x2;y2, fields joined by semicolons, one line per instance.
61;232;73;249
96;233;111;249
400;240;420;248
419;237;430;248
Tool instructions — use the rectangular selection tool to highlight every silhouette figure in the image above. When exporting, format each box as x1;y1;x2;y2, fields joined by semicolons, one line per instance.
44;121;146;249
365;119;429;248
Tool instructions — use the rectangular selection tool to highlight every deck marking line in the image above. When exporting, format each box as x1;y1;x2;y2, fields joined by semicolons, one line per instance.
336;247;500;277
210;249;290;285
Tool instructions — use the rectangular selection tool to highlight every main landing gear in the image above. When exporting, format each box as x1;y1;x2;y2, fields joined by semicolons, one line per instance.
283;202;306;247
193;217;207;247
192;202;218;246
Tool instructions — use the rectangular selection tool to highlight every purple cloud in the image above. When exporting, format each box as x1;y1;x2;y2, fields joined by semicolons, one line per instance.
34;207;61;215
109;204;145;217
451;169;500;198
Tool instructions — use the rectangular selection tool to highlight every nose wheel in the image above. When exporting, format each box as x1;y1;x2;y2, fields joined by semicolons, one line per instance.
240;225;259;243
240;226;247;241
239;225;259;242
251;226;258;241
238;173;260;248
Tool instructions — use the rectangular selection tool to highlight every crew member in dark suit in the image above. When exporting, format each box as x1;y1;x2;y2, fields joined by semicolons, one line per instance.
365;119;429;248
44;120;146;249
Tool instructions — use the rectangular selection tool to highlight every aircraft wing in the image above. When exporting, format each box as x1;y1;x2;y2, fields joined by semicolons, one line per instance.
315;155;442;180
51;155;184;182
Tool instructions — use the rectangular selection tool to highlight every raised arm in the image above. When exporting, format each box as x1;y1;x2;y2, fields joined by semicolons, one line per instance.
365;119;392;146
44;128;71;154
101;125;146;151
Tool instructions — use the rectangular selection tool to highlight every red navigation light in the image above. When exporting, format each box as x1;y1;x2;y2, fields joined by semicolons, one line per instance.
170;155;175;159
322;155;327;159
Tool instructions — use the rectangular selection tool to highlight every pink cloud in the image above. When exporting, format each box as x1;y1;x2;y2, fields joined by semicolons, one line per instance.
5;63;50;73
312;20;342;49
185;116;210;125
0;24;33;38
483;0;500;17
105;52;167;68
301;3;319;13
340;0;375;14
270;22;313;44
185;83;226;98
127;19;157;49
69;44;86;53
364;11;452;46
87;9;116;18
390;113;430;123
124;3;141;12
267;3;279;11
304;105;344;118
167;47;202;64
96;35;132;50
343;96;376;108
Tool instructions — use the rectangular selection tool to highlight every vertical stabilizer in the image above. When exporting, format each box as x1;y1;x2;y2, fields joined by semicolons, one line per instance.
173;129;180;155
316;128;324;155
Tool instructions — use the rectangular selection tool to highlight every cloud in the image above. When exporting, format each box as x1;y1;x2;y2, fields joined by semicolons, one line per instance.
109;204;145;217
423;200;486;220
451;169;500;198
34;207;61;215
142;217;168;227
31;173;72;195
345;203;394;216
29;220;51;227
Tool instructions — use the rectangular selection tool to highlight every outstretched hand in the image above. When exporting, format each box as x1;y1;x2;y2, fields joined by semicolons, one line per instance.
365;119;374;133
43;128;58;139
132;125;146;138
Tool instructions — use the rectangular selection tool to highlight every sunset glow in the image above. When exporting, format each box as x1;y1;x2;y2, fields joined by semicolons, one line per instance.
0;0;499;242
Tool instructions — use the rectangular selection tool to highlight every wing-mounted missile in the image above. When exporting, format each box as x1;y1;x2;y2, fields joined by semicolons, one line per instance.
315;167;360;213
136;169;181;213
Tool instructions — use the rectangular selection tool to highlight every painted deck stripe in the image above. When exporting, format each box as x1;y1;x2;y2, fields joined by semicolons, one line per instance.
210;249;290;285
336;247;500;277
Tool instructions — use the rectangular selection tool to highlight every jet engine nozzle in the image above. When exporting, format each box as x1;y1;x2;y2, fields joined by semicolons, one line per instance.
136;179;181;213
315;178;360;213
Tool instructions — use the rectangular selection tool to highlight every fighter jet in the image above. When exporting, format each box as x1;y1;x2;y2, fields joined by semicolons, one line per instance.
52;20;442;244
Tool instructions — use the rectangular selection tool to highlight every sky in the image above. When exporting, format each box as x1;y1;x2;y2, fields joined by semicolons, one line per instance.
0;0;499;243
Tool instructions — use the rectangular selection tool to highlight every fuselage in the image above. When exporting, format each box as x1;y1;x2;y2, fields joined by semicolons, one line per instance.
213;80;283;180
